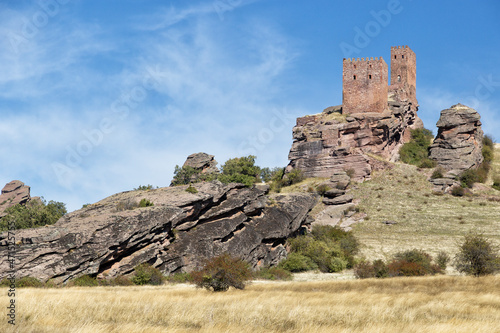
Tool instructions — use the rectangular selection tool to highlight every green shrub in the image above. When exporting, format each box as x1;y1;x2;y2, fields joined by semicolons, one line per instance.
134;184;156;191
328;257;348;272
436;251;450;270
418;158;437;169
16;277;44;288
279;253;318;272
131;264;164;285
254;267;292;281
451;185;465;197
316;184;331;196
430;167;445;179
399;128;434;166
218;156;261;187
191;253;253;292
171;165;201;186
482;145;494;163
373;259;389;278
281;169;305;187
69;275;99;287
185;185;198;194
454;232;500;277
139;198;154;207
166;272;193;284
0;199;67;232
483;134;494;149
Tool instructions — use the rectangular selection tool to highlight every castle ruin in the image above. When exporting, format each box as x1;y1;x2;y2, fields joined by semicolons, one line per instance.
342;45;417;114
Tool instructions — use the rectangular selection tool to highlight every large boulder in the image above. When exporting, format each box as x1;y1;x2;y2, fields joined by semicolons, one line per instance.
429;104;484;172
0;180;31;217
286;100;422;181
0;181;316;284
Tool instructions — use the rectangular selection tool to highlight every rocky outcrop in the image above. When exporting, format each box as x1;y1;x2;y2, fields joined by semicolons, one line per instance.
0;181;316;284
0;180;31;217
287;101;422;181
429;104;484;172
171;152;220;185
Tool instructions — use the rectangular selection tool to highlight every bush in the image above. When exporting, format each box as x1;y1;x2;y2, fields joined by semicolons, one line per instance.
166;272;193;284
116;199;139;211
281;169;305;187
134;184;156;191
191;253;253;291
185;185;198;194
388;249;441;277
131;264;164;285
483;134;494;149
279;252;318;272
373;259;389;278
316;184;331;196
16;277;44;288
218;156;261;187
418;158;437;169
436;251;450;270
254;267;292;281
109;276;134;286
454;232;500;277
138;198;154;207
399;128;435;166
493;177;500;191
354;261;375;279
69;275;99;287
431;167;445;179
0;198;67;232
171;165;201;186
451;185;465;197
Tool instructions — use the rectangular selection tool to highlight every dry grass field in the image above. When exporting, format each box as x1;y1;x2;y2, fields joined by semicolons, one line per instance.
351;162;500;262
2;275;500;333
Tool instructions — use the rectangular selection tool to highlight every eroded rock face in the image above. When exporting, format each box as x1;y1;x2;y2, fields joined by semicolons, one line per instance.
0;180;31;217
429;104;484;172
287;101;422;181
0;181;316;283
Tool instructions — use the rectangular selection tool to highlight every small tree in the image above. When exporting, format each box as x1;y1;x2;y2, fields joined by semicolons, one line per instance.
131;264;164;285
454;232;500;277
191;253;253;292
171;165;200;186
218;156;261;187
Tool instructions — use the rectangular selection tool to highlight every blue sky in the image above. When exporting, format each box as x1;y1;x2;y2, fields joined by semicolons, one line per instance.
1;0;499;212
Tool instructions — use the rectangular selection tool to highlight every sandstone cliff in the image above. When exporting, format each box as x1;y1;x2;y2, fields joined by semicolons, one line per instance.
287;101;422;181
0;181;316;284
429;104;484;172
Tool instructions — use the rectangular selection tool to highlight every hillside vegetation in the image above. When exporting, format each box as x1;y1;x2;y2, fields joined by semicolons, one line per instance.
3;276;499;332
351;162;500;263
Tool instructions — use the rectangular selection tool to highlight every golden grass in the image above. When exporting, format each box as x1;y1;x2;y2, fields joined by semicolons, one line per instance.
3;276;499;332
350;162;500;262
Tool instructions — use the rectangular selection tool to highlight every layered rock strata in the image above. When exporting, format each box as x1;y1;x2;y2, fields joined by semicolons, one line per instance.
0;181;316;284
287;101;422;181
0;180;31;218
429;104;484;172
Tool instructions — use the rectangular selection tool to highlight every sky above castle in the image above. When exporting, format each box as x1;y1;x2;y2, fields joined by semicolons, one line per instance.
1;0;499;211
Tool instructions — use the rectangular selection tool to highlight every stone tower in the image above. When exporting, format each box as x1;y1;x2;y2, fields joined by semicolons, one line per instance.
342;57;388;114
389;45;416;103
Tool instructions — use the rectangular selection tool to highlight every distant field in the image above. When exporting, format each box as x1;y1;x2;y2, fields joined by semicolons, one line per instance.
2;276;499;332
351;162;500;263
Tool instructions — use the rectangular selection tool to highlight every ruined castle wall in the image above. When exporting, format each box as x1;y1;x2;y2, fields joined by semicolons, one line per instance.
342;57;388;114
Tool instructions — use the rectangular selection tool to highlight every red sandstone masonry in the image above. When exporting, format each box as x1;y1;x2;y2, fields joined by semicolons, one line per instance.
342;45;417;114
342;57;388;114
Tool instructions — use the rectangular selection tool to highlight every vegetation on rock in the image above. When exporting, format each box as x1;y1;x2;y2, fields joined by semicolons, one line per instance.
399;128;435;168
0;198;66;231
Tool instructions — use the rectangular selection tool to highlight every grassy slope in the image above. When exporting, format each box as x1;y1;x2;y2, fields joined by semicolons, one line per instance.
351;159;500;262
4;276;499;333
